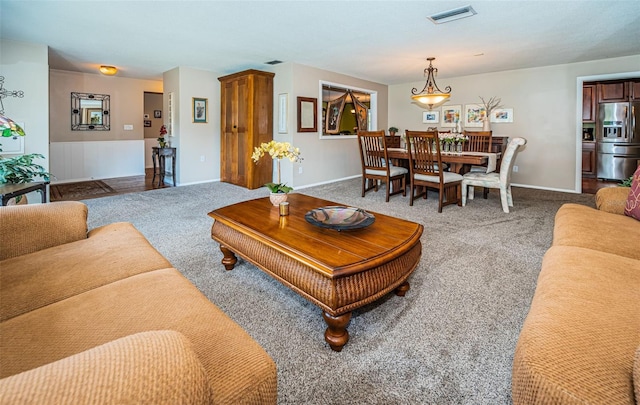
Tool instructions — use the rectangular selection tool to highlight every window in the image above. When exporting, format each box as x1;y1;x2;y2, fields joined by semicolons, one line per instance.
319;81;377;139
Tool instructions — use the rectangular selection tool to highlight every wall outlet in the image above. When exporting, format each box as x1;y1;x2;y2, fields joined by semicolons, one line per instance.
200;155;205;162
298;166;303;174
123;124;133;130
513;165;519;173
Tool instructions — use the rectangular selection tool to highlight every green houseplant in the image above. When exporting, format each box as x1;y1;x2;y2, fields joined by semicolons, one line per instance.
388;126;399;136
0;114;51;203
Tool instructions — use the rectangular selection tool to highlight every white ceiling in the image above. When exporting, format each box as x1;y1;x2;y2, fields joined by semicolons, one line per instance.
2;1;639;84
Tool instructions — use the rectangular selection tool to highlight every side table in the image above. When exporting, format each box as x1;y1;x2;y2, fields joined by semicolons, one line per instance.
0;181;49;206
151;147;176;187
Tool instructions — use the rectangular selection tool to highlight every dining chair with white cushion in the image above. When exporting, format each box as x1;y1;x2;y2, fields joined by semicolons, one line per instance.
406;130;462;213
461;137;527;213
357;130;407;202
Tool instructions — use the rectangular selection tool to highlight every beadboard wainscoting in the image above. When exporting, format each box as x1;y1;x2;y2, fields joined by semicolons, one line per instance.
50;140;145;183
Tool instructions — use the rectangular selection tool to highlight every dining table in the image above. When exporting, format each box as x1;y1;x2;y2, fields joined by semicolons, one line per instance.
384;147;498;174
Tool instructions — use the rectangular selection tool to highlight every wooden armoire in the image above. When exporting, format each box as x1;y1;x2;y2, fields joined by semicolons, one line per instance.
218;69;275;189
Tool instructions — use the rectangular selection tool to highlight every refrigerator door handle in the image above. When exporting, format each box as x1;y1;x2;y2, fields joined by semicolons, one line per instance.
624;105;629;141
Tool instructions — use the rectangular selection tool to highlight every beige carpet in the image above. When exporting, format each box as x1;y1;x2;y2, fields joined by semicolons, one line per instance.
50;180;116;201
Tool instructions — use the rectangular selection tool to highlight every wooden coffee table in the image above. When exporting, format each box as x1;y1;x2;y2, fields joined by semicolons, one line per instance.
208;193;423;351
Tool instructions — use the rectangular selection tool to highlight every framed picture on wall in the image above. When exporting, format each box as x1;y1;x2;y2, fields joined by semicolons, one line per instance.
464;104;485;127
192;97;208;123
490;108;514;123
422;110;439;124
144;120;151;127
154;110;162;118
440;105;461;128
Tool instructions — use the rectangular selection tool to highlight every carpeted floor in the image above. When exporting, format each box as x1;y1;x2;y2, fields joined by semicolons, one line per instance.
50;180;116;201
82;179;594;404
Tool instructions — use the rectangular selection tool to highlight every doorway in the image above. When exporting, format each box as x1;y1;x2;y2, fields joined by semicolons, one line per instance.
143;92;163;169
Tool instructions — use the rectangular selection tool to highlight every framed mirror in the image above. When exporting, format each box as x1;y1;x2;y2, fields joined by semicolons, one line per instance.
71;92;110;130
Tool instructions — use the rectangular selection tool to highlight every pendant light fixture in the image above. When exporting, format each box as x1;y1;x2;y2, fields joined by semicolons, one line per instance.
99;65;118;76
411;57;451;109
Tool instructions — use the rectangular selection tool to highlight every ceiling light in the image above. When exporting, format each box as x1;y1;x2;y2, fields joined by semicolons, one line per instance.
428;5;477;24
411;57;451;109
99;65;117;76
265;60;283;65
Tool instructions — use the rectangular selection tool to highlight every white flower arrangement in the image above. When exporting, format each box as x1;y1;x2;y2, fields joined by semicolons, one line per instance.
251;140;303;193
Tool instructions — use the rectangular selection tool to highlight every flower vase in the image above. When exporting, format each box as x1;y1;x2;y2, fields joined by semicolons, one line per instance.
270;192;288;207
456;142;463;153
482;117;491;132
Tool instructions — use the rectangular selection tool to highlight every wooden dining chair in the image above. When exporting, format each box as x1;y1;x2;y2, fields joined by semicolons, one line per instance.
405;130;462;212
357;130;407;202
463;130;493;154
461;137;527;213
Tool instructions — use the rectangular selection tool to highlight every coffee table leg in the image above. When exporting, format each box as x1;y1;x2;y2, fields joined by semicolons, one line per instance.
219;245;237;270
322;312;352;352
395;281;410;297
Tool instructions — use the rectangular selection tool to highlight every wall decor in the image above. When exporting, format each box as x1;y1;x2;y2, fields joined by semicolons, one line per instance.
490;108;514;123
154;110;162;118
192;97;208;123
324;93;347;134
144;114;150;119
144;120;151;127
464;104;485;127
422;110;440;124
440;105;461;128
278;93;288;133
71;92;110;131
0;76;25;115
297;96;317;133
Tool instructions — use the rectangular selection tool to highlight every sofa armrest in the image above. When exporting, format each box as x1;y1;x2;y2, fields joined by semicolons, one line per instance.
595;187;630;215
0;201;88;260
0;330;213;405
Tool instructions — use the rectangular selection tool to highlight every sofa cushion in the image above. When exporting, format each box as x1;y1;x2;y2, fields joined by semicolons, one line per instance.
624;165;640;220
0;201;88;260
553;203;640;260
0;268;277;404
635;346;640;404
0;222;172;322
0;330;213;404
596;187;631;215
512;245;640;405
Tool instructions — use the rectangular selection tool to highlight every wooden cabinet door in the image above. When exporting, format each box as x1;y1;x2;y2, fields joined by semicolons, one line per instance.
581;142;596;177
220;76;250;187
632;81;640;101
582;85;595;122
598;82;628;102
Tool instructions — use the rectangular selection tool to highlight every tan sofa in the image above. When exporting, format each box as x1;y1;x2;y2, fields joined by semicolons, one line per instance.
512;187;640;404
0;201;277;404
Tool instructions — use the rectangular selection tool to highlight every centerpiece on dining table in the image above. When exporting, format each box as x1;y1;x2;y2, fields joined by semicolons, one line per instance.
251;140;303;206
438;132;468;154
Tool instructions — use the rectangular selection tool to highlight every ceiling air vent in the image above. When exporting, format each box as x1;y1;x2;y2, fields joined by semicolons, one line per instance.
427;5;477;24
265;60;283;65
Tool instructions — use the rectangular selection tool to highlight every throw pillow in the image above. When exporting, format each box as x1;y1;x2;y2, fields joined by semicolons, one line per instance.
624;165;640;220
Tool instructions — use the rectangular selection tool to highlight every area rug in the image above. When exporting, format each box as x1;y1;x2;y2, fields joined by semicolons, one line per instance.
81;180;595;404
50;180;116;201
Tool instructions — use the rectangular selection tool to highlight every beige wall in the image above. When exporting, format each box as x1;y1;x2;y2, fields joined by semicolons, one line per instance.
162;66;219;185
143;92;163;139
50;70;162;142
388;55;640;192
272;62;388;189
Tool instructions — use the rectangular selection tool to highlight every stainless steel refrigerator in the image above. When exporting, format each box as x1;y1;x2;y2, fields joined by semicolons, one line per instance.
596;101;640;181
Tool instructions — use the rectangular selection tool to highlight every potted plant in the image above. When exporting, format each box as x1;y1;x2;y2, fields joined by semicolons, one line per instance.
251;140;303;206
157;124;168;147
388;126;399;136
0;114;51;204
